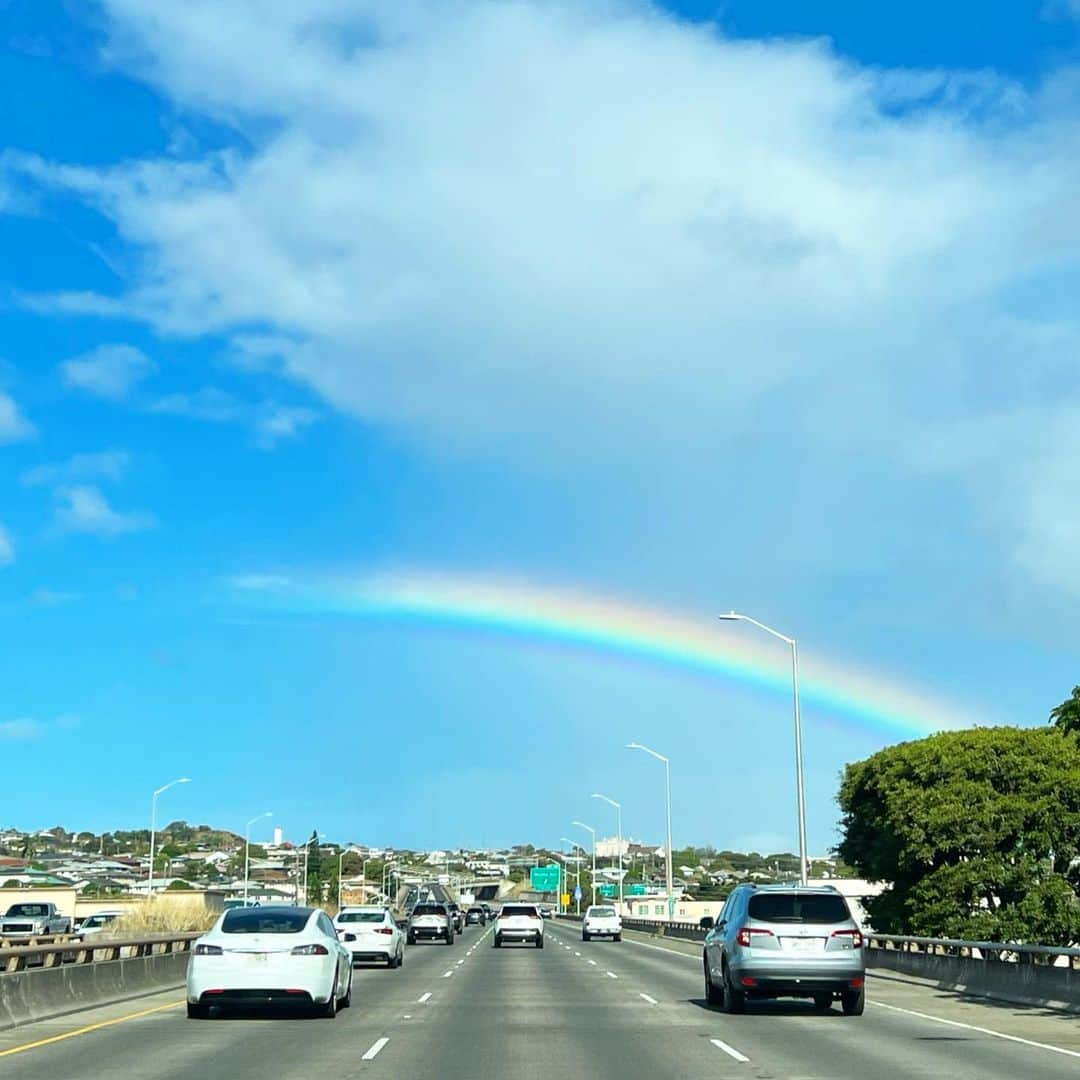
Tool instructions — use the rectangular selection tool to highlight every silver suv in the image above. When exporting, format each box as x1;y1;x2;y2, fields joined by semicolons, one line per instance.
702;884;865;1015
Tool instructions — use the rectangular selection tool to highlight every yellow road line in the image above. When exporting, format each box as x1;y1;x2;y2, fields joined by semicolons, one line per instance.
0;999;184;1059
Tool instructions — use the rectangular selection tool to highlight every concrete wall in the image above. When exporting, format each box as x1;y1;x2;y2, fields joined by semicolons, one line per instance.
0;953;188;1030
869;947;1080;1012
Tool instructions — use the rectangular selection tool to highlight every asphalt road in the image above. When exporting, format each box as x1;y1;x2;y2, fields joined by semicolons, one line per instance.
2;920;1079;1079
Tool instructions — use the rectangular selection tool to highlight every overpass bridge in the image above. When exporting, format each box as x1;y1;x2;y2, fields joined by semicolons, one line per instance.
2;919;1078;1078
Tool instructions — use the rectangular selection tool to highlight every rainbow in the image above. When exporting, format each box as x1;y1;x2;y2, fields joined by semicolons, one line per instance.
235;571;976;739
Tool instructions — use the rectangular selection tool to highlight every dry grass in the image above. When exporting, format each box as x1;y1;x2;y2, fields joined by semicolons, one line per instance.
111;897;219;935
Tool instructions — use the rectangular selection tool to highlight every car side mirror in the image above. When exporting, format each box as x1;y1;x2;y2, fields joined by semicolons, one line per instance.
699;917;714;930
344;933;357;942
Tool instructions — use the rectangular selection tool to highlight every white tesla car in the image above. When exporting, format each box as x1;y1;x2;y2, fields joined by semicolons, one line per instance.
187;905;353;1019
334;905;405;967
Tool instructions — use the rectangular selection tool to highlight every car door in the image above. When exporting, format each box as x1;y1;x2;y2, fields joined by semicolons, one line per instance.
706;893;735;973
318;913;345;994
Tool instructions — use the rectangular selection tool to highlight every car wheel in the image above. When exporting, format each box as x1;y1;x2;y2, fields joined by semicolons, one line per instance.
446;932;454;945
536;936;544;949
614;933;622;942
722;966;746;1014
397;945;405;967
320;981;339;1019
493;934;502;948
407;933;416;945
813;993;833;1012
582;931;590;942
186;1002;208;1020
841;988;865;1016
340;974;353;1010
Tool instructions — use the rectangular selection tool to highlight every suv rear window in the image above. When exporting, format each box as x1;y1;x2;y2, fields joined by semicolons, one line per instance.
748;893;850;924
412;904;446;916
222;909;310;934
501;905;539;918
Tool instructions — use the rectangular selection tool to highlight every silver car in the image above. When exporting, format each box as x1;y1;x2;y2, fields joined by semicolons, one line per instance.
702;884;865;1015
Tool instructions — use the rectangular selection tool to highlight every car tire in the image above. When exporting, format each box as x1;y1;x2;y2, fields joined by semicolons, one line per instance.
614;933;622;942
841;988;865;1016
407;933;416;945
340;976;352;1010
582;931;590;942
722;966;746;1014
536;936;544;949
446;932;454;945
704;960;723;1007
813;993;833;1012
186;1002;208;1020
493;934;502;948
320;980;339;1019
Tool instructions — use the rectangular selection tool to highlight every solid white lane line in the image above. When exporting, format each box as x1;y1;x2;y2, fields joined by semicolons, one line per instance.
605;971;618;979
871;1001;1080;1060
417;992;432;1003
402;1014;412;1020
710;1038;749;1063
638;993;658;1005
362;1037;390;1061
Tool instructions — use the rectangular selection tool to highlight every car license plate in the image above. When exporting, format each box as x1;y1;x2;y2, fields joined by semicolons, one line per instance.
246;952;269;965
784;937;819;951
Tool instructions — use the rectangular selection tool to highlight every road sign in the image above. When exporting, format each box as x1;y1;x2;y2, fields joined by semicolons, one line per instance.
573;885;583;902
561;893;571;907
530;865;561;892
627;884;646;896
598;884;617;898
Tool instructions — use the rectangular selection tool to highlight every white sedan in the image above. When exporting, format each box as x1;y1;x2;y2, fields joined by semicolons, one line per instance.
334;905;405;967
187;905;352;1019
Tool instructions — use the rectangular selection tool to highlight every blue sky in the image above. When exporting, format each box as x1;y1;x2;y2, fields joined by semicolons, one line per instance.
2;0;1080;856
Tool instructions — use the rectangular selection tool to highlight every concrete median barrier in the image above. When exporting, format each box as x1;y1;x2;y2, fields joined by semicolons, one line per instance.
0;952;189;1030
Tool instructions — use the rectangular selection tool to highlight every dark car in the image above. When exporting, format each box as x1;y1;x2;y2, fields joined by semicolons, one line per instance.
466;906;486;925
446;902;466;933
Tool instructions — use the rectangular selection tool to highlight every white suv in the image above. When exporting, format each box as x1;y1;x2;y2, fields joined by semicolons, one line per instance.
582;904;622;942
493;903;544;948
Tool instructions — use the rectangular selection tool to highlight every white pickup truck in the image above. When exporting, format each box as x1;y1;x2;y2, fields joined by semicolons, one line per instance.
1;902;73;939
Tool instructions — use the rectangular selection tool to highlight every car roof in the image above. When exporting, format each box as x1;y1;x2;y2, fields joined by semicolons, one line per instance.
225;904;314;916
746;883;842;893
338;905;387;912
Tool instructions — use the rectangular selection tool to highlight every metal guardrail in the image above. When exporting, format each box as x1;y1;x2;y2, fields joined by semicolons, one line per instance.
0;932;201;974
867;934;1080;969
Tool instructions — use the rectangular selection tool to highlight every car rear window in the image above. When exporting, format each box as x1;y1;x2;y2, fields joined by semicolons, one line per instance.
589;907;617;918
221;909;310;934
338;911;385;923
412;905;446;916
501;906;539;918
748;893;850;924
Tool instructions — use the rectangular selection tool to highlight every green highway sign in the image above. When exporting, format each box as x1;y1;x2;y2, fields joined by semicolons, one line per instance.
597;884;618;898
627;884;646;896
530;865;561;892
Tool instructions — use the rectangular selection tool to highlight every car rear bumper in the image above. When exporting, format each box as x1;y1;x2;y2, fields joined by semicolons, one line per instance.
498;929;542;939
730;958;864;996
583;924;621;936
410;927;450;939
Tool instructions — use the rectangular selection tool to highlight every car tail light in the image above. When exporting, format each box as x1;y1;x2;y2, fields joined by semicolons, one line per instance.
194;944;223;956
740;976;757;987
735;927;774;947
831;929;863;948
375;927;394;935
291;943;330;956
849;977;864;989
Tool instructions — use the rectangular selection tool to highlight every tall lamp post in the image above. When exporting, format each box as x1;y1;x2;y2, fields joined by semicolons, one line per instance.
591;794;623;912
338;846;359;910
148;777;190;899
719;611;808;886
560;837;584;914
300;832;325;906
572;821;597;904
627;742;673;919
243;812;273;906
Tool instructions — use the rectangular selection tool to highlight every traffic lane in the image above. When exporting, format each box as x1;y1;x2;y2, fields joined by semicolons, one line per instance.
545;927;1080;1079
0;923;486;1080
381;922;749;1079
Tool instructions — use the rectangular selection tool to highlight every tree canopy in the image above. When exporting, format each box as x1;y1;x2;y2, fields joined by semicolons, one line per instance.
837;726;1080;944
1051;686;1080;736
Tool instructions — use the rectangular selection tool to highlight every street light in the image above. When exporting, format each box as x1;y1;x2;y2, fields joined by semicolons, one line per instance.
300;832;325;906
719;611;808;886
591;794;623;911
243;812;273;907
338;846;360;910
147;777;191;899
626;742;674;919
572;821;597;904
560;837;583;914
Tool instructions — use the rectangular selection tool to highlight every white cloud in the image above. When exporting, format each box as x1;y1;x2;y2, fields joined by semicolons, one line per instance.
60;344;154;399
31;587;82;606
0;718;43;741
253;403;318;448
227;573;295;590
0;391;35;442
22;448;131;487
53;485;157;537
150;386;243;422
11;1;1080;597
0;525;13;567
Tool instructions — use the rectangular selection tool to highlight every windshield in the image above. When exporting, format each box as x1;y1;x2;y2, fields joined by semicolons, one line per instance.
6;905;48;917
748;893;851;925
221;909;310;934
501;906;539;918
338;911;385;923
411;905;446;917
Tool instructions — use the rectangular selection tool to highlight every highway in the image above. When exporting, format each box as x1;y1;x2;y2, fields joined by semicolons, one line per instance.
2;921;1079;1079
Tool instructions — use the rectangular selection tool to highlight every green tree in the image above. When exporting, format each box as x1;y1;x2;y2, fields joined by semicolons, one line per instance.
166;879;195;891
1051;686;1080;736
838;726;1080;944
